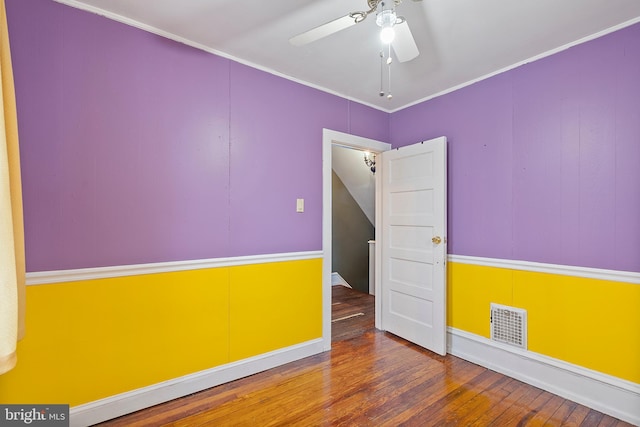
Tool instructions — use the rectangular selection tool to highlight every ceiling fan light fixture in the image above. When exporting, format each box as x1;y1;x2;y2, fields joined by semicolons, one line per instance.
376;4;397;44
380;26;395;44
375;4;396;26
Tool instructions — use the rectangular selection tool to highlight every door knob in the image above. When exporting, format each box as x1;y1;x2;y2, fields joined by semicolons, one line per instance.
432;236;442;244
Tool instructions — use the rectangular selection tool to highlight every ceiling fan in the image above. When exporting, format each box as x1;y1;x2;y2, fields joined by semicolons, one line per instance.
289;0;420;63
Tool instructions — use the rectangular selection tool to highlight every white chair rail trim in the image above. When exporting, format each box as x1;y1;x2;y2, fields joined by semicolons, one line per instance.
448;254;640;285
26;251;324;286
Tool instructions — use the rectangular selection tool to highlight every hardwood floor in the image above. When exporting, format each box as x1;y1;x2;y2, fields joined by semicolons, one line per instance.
98;286;631;426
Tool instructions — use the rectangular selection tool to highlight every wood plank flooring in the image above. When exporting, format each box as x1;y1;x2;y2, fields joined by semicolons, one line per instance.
98;286;631;426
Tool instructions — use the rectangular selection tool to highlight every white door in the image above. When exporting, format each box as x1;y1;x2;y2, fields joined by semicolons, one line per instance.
380;137;447;355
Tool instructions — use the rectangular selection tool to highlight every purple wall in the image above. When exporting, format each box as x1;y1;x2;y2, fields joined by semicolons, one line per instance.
390;23;640;273
7;0;389;272
8;0;638;274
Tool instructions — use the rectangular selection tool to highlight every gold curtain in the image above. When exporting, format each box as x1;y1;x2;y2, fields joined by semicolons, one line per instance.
0;0;25;375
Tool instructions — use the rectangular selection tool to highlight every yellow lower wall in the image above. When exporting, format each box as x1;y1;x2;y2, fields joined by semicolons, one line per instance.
7;257;633;406
0;258;322;406
229;261;322;361
448;261;640;384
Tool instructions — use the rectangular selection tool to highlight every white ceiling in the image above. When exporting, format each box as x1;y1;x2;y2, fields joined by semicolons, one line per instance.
58;0;640;112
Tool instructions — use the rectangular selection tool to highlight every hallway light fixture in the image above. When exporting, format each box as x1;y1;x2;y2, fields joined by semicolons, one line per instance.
364;151;376;174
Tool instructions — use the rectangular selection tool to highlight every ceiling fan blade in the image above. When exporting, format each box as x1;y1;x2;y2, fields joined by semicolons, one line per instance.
289;15;356;47
391;21;419;62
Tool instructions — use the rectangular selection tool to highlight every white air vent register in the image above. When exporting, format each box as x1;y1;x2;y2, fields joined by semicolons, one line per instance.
490;303;527;349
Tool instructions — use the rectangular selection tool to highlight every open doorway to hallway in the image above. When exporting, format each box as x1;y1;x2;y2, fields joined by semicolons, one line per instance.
331;144;376;295
330;144;377;342
322;129;391;350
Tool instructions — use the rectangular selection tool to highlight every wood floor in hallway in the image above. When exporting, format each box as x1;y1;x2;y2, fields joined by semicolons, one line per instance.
98;285;631;426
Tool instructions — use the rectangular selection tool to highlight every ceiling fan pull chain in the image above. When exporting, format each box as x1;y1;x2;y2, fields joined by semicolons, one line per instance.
379;50;385;97
387;44;393;99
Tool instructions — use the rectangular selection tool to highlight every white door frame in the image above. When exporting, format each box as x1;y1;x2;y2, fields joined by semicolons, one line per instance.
322;129;391;350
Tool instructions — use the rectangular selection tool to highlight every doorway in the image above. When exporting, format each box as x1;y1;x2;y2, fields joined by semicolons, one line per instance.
331;144;376;295
322;129;391;351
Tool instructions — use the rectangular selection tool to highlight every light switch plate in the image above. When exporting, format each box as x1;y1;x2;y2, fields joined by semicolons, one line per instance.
296;198;304;213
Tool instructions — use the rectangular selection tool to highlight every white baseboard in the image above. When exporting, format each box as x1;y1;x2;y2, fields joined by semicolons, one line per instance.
70;338;325;427
331;272;352;288
447;327;640;426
